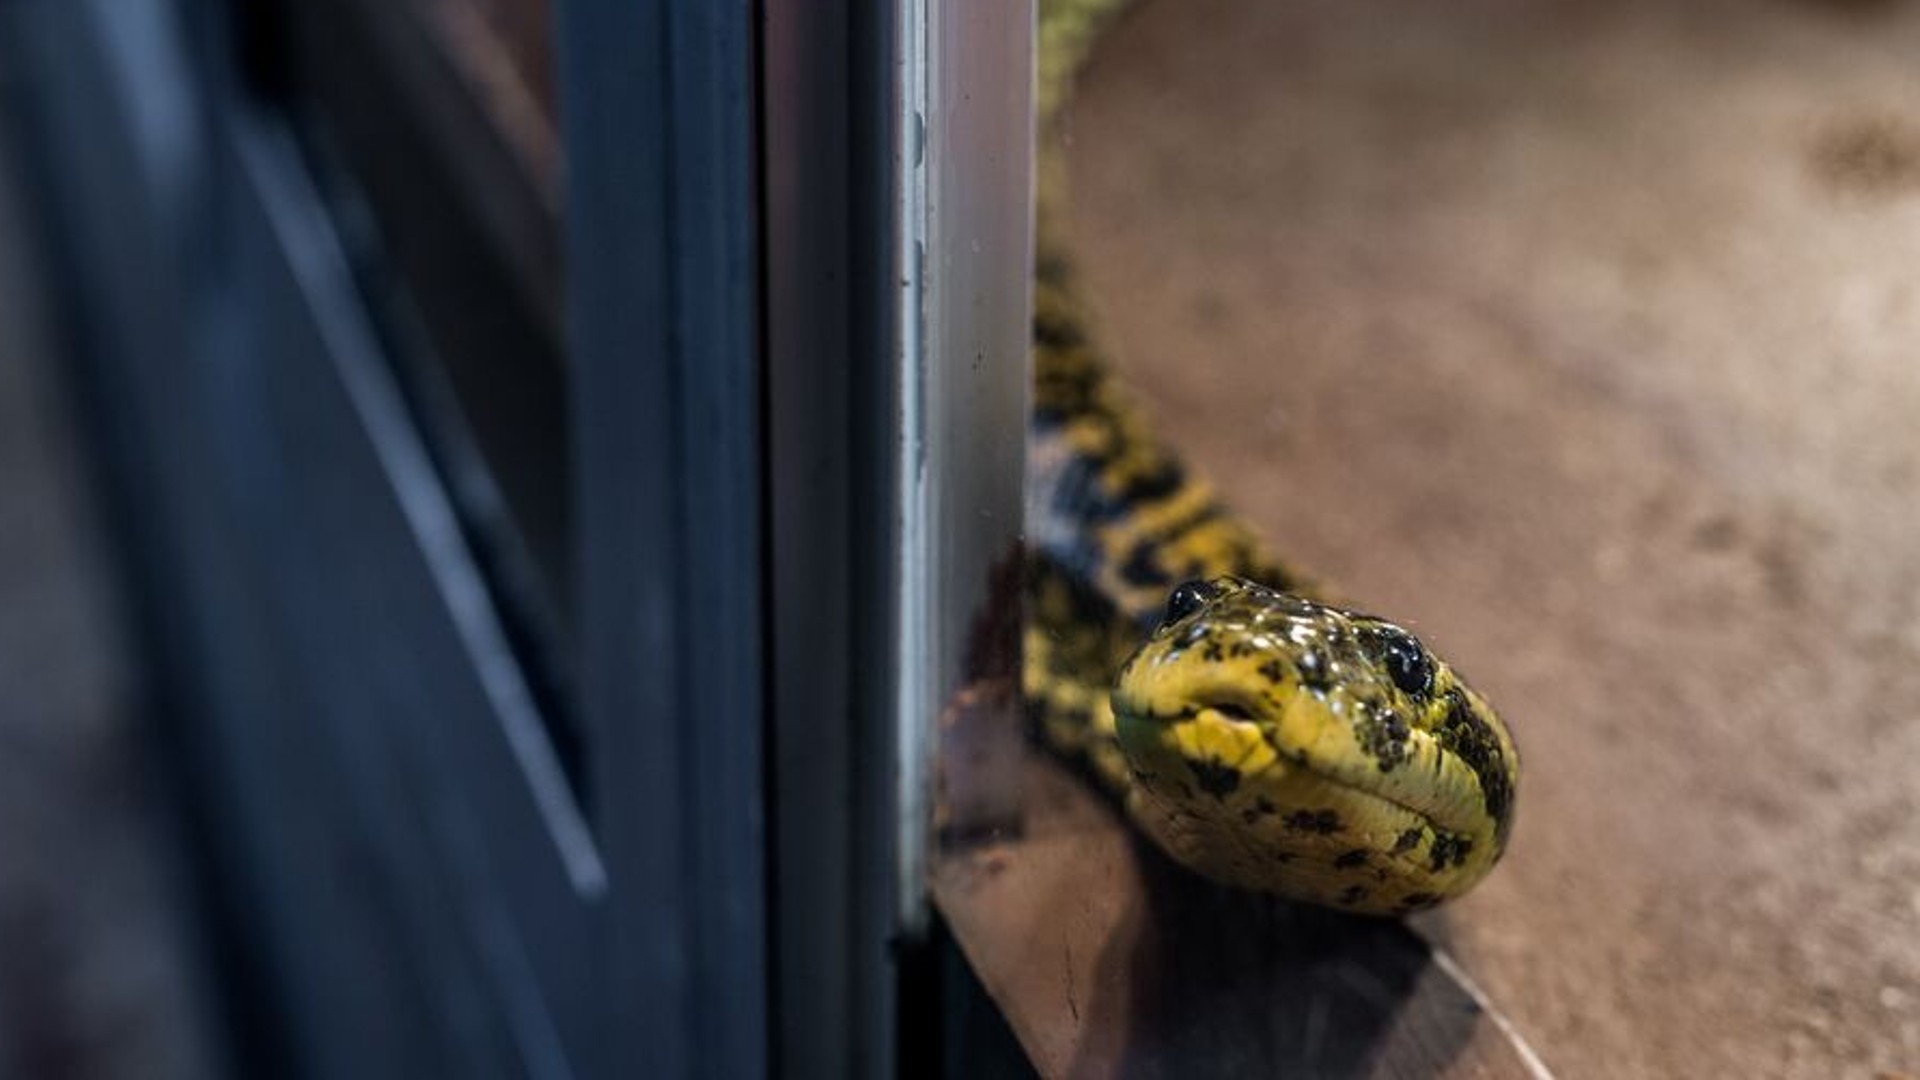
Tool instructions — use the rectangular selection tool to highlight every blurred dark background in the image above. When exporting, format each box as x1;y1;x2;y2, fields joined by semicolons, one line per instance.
0;59;226;1079
0;1;804;1076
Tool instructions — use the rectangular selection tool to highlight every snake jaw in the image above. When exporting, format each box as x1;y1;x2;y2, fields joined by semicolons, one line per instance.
1108;576;1518;914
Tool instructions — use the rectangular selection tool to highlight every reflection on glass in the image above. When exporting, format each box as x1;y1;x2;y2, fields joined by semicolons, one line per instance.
267;0;579;785
931;2;1534;1077
404;0;560;201
897;0;1035;929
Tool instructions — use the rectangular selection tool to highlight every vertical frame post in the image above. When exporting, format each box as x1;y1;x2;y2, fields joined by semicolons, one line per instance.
562;1;769;1076
891;0;1035;934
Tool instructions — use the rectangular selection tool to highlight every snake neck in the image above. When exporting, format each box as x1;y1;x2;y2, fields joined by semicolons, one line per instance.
1025;0;1313;785
1029;267;1308;625
1030;0;1306;628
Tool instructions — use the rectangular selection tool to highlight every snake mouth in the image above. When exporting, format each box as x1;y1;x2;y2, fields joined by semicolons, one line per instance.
1108;685;1505;906
1114;679;1489;842
1276;737;1476;838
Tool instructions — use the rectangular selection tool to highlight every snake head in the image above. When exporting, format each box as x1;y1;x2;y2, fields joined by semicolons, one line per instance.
1110;576;1518;915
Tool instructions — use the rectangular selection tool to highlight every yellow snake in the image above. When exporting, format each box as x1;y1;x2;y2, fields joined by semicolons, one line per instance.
1025;0;1519;915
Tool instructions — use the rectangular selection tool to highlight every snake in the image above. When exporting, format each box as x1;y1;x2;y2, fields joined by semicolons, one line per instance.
1024;0;1519;916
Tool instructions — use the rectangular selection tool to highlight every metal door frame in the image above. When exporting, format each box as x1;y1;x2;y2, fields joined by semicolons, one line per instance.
3;0;1035;1074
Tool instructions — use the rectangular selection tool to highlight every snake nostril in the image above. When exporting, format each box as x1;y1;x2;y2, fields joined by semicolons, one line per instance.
1296;649;1330;689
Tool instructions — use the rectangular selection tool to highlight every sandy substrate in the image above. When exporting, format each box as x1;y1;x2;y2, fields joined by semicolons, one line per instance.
1056;0;1920;1075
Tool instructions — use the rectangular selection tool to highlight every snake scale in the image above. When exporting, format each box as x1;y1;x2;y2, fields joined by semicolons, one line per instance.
1024;0;1519;915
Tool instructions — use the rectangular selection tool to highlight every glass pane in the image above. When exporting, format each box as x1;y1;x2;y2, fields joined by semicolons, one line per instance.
935;1;1535;1075
932;1;1920;1077
248;0;581;786
408;0;559;172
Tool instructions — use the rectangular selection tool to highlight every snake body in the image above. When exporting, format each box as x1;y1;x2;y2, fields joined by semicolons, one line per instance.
1025;0;1518;915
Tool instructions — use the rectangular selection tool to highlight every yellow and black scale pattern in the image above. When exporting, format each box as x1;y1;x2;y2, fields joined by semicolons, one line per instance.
1024;0;1519;915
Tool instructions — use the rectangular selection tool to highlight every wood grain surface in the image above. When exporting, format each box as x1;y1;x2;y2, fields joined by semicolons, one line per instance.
1033;0;1920;1075
934;685;1546;1078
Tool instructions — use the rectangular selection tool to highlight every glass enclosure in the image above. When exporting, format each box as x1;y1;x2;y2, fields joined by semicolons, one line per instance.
21;0;1907;1075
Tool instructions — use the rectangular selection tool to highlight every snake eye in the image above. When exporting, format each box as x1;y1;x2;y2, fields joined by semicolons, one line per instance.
1163;579;1222;625
1375;627;1433;697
